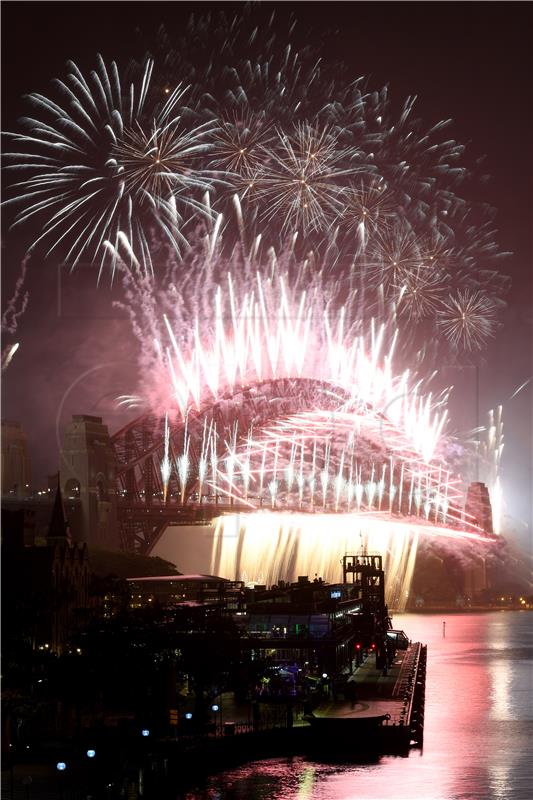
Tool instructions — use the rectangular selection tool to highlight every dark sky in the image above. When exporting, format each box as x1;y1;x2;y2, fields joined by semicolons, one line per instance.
2;1;532;547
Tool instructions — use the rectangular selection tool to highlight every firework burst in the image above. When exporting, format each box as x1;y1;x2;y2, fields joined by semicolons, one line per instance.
366;222;426;293
211;109;273;178
2;8;509;352
437;289;497;350
252;123;357;234
3;57;217;276
396;265;445;321
341;179;394;242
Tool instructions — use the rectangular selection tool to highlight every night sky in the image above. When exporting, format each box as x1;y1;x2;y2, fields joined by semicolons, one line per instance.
2;2;532;549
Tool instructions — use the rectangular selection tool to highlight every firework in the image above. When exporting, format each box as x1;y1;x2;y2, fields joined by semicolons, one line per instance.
3;57;218;276
437;289;497;351
477;406;504;535
1;342;20;373
364;223;426;297
211;109;273;179
250;123;357;234
160;412;172;502
3;9;508;326
396;264;445;320
1;255;30;335
340;180;394;245
150;8;330;127
138;270;481;527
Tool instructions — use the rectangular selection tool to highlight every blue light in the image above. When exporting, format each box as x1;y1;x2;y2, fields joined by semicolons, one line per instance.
211;704;219;712
185;713;193;720
56;762;67;772
86;749;96;758
141;729;150;737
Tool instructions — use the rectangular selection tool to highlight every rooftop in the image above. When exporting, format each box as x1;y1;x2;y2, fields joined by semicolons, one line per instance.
126;573;229;584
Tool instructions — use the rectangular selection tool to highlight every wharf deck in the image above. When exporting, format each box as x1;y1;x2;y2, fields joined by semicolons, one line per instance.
309;642;425;741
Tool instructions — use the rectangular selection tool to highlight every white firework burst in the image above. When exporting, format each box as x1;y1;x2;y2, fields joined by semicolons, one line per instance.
437;289;497;350
366;223;426;292
112;107;216;202
211;109;273;179
396;265;445;320
3;57;217;276
254;123;357;233
341;179;395;250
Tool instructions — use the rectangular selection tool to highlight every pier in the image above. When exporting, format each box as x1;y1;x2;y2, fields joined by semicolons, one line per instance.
307;641;427;751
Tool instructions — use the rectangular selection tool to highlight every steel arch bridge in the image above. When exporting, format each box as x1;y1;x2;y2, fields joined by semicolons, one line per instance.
110;375;469;554
111;377;352;553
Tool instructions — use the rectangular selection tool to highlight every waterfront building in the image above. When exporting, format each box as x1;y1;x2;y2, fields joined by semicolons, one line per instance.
127;573;246;610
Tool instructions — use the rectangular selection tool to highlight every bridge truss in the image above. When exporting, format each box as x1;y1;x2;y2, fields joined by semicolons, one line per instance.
111;375;476;554
111;378;347;553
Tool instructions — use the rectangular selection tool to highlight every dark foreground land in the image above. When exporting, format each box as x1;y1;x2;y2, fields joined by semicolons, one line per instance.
1;644;426;799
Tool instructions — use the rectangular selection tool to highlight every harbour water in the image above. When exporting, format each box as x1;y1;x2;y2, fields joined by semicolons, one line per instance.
179;611;533;800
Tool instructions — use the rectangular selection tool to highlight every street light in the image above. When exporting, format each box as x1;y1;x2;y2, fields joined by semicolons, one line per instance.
86;749;96;759
211;702;222;732
141;729;150;738
56;762;67;771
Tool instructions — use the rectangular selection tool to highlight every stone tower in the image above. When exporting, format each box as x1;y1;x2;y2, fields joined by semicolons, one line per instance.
60;415;119;548
465;481;494;535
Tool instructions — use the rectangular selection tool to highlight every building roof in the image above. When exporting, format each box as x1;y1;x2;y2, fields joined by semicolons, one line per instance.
126;573;229;583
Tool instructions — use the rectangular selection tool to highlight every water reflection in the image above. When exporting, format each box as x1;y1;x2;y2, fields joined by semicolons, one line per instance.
296;766;316;799
181;612;533;800
490;660;513;720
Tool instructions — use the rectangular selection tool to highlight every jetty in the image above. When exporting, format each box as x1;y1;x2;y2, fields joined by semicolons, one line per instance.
307;640;427;752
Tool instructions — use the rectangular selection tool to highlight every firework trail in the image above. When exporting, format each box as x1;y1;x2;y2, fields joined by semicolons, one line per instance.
477;406;504;535
509;377;531;400
1;342;20;373
1;254;30;373
2;254;30;334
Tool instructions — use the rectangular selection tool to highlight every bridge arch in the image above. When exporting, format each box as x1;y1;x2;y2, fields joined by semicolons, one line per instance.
110;377;364;551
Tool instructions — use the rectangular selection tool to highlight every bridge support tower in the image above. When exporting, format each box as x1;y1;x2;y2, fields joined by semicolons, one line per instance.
61;415;119;548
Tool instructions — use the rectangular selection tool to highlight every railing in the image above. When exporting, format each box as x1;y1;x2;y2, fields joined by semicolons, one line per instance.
403;643;422;726
179;714;294;742
391;642;423;729
408;644;427;745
